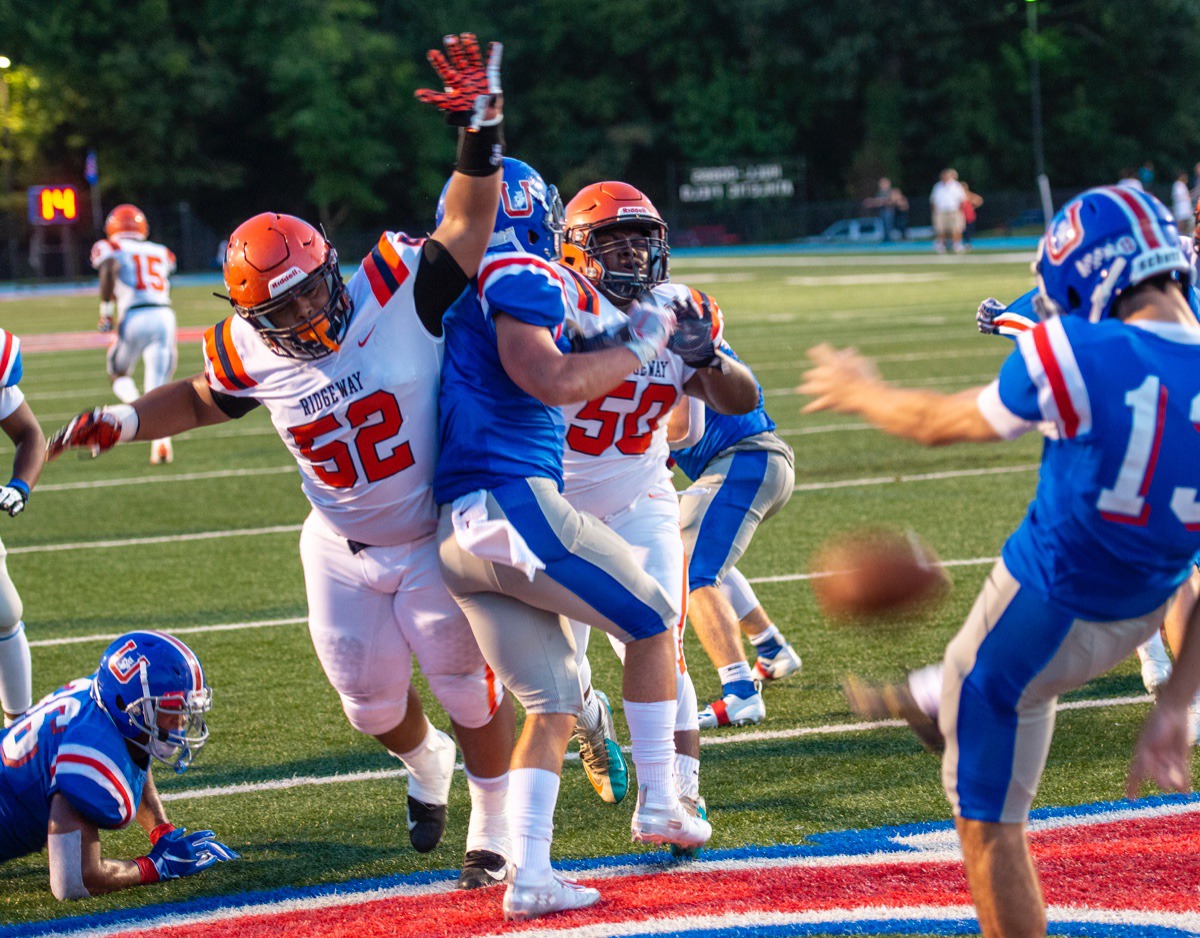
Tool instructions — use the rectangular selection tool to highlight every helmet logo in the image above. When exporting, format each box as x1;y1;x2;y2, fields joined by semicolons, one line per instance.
1073;236;1136;278
501;179;536;219
107;639;148;683
268;266;307;298
617;206;651;217
1046;203;1084;264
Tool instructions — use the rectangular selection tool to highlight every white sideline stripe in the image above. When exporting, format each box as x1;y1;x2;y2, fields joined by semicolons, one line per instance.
777;423;872;437
766;373;996;396
786;272;950;286
9;524;302;554
29;617;306;648
746;555;1001;584
36;465;296;492
671;251;1034;268
147;697;1153;806
754;347;1005;369
792;463;1038;493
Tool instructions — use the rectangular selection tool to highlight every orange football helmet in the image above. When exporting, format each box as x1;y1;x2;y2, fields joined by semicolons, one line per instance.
104;204;149;241
561;182;669;304
222;213;351;360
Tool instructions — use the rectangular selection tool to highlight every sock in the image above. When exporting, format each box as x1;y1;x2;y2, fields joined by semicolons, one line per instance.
0;623;31;723
395;720;453;805
748;623;784;659
675;753;700;801
112;375;139;404
907;664;945;721
717;662;756;699
677;671;698;732
624;699;676;806
508;767;559;882
465;769;510;857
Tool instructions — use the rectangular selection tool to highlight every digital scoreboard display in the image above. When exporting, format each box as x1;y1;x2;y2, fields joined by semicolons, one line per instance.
27;185;80;225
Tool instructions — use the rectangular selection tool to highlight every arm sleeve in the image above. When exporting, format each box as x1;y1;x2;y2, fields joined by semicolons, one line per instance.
412;239;469;338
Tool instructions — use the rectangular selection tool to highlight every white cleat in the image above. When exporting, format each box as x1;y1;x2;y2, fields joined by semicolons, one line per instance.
1137;634;1172;698
150;439;174;465
502;870;600;921
753;642;802;682
631;786;712;850
697;688;765;729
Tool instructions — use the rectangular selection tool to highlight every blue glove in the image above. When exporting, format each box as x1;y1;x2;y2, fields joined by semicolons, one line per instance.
142;827;239;881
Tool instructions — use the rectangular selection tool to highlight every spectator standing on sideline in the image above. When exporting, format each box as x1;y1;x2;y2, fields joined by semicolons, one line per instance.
960;182;984;250
1172;172;1194;235
1139;160;1156;189
1118;168;1144;191
865;178;910;241
930;168;967;254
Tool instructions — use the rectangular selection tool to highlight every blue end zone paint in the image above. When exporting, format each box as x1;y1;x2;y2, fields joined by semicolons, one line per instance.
6;791;1198;938
629;922;1197;938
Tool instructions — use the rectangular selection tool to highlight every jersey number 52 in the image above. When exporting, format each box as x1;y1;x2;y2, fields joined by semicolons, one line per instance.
287;390;414;488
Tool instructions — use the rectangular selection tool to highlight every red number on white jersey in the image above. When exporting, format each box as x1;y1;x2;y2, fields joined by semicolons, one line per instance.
288;391;414;488
566;381;679;457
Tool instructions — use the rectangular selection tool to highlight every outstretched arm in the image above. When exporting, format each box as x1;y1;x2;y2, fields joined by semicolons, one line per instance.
0;400;46;504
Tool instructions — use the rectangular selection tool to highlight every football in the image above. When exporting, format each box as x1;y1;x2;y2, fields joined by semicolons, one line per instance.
810;528;950;622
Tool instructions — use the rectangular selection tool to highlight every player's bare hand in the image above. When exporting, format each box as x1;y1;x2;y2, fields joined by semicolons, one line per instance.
798;344;881;414
1126;700;1192;799
414;33;503;129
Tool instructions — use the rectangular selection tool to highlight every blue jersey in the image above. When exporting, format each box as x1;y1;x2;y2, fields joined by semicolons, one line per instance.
670;342;776;482
0;678;146;861
981;315;1200;620
434;248;577;504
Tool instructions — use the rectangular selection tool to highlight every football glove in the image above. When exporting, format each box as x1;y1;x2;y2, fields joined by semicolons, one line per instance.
977;297;1036;338
138;827;239;883
45;406;137;462
666;295;721;368
624;298;677;366
98;300;115;334
414;33;503;129
975;297;1005;335
0;480;28;517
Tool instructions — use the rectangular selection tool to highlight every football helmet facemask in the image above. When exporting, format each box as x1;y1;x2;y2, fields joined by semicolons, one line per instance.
105;204;149;241
437;157;564;261
562;182;669;305
222;213;352;360
1034;186;1189;322
93;631;212;774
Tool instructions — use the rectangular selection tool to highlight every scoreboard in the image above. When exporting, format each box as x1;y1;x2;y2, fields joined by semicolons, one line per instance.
27;185;80;225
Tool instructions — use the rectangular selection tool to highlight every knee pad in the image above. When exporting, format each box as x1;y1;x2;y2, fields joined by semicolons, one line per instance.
0;566;23;633
339;685;409;737
718;567;759;621
676;670;699;733
426;663;506;730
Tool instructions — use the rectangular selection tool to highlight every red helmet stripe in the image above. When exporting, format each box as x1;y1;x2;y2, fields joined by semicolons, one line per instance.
1102;186;1164;249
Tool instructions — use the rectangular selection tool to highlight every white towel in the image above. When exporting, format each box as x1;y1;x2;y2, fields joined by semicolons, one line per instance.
451;490;545;582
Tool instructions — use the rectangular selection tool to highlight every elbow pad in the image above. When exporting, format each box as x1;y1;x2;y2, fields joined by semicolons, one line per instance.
48;830;91;900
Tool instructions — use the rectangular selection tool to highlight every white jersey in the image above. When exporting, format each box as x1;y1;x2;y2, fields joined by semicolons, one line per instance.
90;236;176;318
203;232;443;546
560;280;704;520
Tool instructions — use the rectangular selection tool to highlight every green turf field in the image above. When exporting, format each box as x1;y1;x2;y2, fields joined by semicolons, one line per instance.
0;251;1166;932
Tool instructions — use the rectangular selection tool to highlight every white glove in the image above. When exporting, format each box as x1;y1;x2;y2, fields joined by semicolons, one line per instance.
0;482;28;517
98;300;115;334
624;298;677;366
976;297;1005;335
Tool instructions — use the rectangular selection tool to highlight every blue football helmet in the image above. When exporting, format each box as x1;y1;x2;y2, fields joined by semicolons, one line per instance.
1035;186;1190;322
437;157;564;261
93;631;212;773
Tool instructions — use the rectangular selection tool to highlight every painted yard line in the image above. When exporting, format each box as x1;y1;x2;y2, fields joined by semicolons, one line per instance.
785;272;950;286
777;423;872;437
152;695;1152;805
29;617;306;649
671;251;1033;268
9;524;302;554
753;347;1004;369
36;466;297;492
766;373;995;396
792;463;1038;493
746;555;1001;584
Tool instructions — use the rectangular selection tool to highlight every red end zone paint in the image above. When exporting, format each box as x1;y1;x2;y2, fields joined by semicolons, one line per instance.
100;804;1200;938
19;328;208;354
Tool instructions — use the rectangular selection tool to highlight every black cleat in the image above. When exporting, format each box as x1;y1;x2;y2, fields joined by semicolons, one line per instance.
406;795;448;853
456;849;510;889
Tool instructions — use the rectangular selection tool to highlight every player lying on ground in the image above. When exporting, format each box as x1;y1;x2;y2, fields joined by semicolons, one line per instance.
47;32;518;890
801;186;1200;938
0;631;236;899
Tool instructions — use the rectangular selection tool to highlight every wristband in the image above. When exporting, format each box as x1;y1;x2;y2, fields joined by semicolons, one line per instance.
455;123;504;177
99;300;115;318
134;855;159;885
5;479;28;500
105;404;140;443
149;822;176;846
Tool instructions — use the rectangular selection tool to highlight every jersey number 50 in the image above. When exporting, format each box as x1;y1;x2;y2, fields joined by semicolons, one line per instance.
288;390;414;488
567;381;678;457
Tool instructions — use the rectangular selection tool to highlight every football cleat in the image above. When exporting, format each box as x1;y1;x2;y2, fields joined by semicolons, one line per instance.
150;439;174;465
697;687;765;729
1137;635;1172;699
502;870;600;922
573;689;628;804
404;727;456;853
669;795;708;859
753;642;802;683
843;674;944;753
407;797;448;854
631;786;712;850
456;849;510;889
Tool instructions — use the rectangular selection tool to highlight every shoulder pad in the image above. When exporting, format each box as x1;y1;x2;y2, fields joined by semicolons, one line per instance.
54;743;138;829
0;330;23;388
203;318;257;394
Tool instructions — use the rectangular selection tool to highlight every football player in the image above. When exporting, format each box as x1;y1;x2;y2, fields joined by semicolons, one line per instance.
0;327;44;728
90;204;178;465
801;186;1200;938
434;161;712;921
0;631;237;899
664;338;798;729
557;182;758;829
46;33;516;890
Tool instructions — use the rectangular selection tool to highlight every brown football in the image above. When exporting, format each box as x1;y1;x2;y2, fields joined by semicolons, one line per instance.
810;528;950;622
